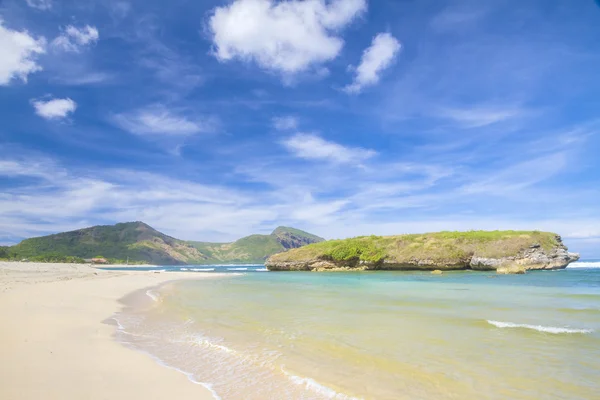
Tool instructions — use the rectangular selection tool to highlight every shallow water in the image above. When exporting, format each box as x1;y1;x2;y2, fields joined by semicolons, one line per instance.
113;266;600;400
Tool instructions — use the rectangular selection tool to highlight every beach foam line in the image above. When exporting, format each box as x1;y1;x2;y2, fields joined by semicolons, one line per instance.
124;346;222;400
191;268;215;272
226;267;248;271
180;268;188;271
255;268;268;272
487;320;593;334
194;335;237;355
146;289;160;302
568;261;600;268
281;367;362;400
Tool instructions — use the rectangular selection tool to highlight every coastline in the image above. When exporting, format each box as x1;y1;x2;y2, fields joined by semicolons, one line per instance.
0;261;223;400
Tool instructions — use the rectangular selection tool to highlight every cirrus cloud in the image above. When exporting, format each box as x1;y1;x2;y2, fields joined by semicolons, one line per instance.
51;25;99;53
113;105;215;136
281;132;376;164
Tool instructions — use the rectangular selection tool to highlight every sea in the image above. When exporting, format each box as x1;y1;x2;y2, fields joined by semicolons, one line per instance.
105;261;600;400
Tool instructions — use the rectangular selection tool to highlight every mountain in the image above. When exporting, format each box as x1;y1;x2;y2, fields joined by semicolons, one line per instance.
187;226;325;264
5;222;324;265
265;231;580;273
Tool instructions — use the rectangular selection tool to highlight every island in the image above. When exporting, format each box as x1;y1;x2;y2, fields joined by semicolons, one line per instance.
265;231;580;273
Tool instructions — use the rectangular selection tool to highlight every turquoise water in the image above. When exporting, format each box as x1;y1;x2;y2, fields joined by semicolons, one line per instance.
114;266;600;399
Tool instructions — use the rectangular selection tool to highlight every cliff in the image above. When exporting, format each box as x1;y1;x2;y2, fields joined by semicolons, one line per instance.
265;231;579;273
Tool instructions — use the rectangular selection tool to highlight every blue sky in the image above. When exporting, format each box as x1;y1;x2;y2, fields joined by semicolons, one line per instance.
1;0;600;257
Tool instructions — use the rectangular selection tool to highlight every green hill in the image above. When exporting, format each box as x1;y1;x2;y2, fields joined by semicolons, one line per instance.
187;226;325;263
4;222;324;265
265;231;579;272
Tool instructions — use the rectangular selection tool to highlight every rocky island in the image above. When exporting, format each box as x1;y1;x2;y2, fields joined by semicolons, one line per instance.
265;231;580;273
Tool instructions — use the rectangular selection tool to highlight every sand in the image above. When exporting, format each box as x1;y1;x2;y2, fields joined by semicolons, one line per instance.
0;262;220;400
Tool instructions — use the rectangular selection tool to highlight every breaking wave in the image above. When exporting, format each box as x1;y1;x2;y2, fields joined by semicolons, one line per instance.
568;261;600;268
487;320;593;334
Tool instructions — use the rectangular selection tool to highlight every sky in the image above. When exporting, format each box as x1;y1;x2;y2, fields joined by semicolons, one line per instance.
1;0;599;258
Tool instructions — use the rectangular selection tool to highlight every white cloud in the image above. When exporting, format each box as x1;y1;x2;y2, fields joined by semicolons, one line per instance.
281;133;376;164
209;0;366;75
25;0;52;10
113;105;212;136
32;97;77;119
272;116;298;131
52;25;99;53
345;32;401;93
0;20;46;85
437;106;523;128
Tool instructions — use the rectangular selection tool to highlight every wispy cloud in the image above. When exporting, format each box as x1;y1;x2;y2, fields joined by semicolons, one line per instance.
51;25;99;53
281;133;376;164
25;0;52;11
272;116;299;131
345;32;401;94
112;105;215;136
436;106;524;128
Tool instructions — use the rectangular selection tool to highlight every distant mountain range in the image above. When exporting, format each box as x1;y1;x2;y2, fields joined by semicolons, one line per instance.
1;222;324;265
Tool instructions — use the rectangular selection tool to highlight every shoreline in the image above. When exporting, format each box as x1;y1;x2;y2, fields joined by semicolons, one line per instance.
0;261;226;400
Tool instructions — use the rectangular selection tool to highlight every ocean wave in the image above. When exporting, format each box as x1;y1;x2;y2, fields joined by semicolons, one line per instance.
211;264;263;267
281;368;362;400
568;261;600;268
227;267;248;271
191;268;215;272
180;268;188;271
255;268;269;272
487;320;593;334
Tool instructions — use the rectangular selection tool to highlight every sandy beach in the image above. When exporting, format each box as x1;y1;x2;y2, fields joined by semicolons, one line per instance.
0;261;219;400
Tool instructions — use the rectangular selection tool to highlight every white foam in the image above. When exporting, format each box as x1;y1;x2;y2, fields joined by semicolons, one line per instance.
227;267;248;271
255;268;269;272
180;268;189;271
194;336;237;354
191;268;215;272
146;290;160;302
192;380;222;400
128;347;222;400
111;316;125;330
281;368;362;400
487;320;593;334
568;261;600;268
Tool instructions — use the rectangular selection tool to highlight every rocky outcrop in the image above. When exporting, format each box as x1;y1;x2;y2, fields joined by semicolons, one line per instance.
496;265;526;274
469;237;579;271
265;232;580;273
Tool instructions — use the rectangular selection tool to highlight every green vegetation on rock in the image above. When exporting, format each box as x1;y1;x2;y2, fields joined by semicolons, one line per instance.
266;230;578;272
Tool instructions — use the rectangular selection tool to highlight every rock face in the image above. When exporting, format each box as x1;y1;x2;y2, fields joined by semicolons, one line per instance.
265;232;580;272
469;238;579;271
496;265;527;274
